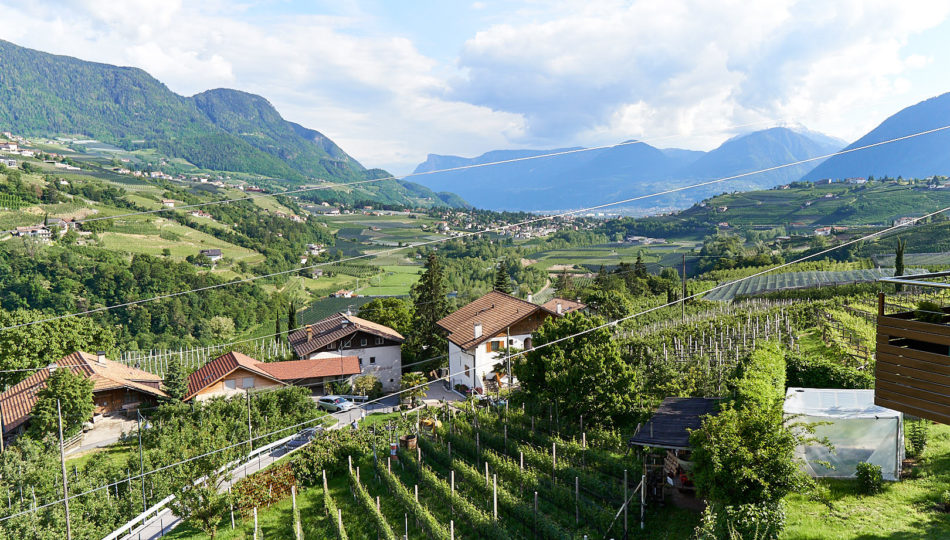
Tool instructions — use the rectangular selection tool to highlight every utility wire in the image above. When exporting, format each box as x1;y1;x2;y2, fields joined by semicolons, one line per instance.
4;202;945;524
5;122;949;334
41;120;778;227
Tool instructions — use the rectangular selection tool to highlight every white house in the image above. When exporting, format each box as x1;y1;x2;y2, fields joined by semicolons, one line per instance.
288;313;404;392
438;291;574;393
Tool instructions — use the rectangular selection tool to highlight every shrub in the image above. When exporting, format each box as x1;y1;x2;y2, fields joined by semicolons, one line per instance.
232;462;297;516
916;300;944;324
908;418;930;458
941;489;950;512
732;342;786;409
856;462;884;495
695;502;785;540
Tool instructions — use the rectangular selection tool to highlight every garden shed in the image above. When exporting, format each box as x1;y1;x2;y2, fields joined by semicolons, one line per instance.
784;387;903;481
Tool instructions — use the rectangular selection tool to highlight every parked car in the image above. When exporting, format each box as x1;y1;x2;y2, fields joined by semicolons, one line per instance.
285;426;323;449
317;395;355;412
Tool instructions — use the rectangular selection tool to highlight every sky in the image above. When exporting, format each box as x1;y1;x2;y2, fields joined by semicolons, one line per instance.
2;0;950;174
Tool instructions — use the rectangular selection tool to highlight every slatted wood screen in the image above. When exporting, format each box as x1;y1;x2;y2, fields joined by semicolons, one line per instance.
876;313;950;424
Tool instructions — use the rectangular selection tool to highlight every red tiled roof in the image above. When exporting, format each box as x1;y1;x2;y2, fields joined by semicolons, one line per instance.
437;291;554;350
257;356;360;381
184;351;286;401
540;298;587;315
288;313;404;358
0;352;167;435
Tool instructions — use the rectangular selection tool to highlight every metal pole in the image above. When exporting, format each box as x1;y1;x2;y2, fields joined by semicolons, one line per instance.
623;469;628;536
137;410;146;513
246;391;253;452
493;474;497;520
57;400;72;540
682;253;687;321
641;473;646;529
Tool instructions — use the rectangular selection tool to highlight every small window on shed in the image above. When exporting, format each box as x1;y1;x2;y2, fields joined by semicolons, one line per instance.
360;338;368;347
242;377;255;389
225;379;237;390
375;337;383;345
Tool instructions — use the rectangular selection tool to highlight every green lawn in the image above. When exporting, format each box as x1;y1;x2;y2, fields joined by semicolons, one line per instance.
360;264;421;296
67;444;134;469
783;423;950;539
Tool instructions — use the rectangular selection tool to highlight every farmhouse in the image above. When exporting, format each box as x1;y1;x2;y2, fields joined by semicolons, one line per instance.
184;352;287;401
14;225;51;239
199;248;223;262
438;291;565;393
541;297;587;315
161;199;176;208
0;352;167;437
288;313;404;391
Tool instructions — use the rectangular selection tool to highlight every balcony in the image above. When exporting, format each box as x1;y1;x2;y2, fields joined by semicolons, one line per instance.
875;273;950;424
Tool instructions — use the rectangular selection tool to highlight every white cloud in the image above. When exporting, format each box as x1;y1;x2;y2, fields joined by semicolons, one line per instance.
451;0;950;149
0;0;947;172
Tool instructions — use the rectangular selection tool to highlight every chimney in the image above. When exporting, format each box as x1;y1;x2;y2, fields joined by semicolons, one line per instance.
306;326;313;341
473;323;483;339
556;302;563;315
96;351;107;364
527;294;533;303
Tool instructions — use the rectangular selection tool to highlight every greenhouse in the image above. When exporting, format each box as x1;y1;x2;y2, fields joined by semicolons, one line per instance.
784;387;903;481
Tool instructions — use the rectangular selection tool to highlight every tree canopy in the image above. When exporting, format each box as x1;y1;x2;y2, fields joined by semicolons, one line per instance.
515;313;637;426
28;367;94;440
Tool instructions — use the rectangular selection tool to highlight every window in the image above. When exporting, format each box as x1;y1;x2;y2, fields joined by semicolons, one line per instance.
358;357;364;366
225;379;236;390
375;337;383;345
242;377;255;389
123;392;135;403
327;342;334;350
465;365;471;377
370;357;376;364
489;341;501;352
360;338;368;347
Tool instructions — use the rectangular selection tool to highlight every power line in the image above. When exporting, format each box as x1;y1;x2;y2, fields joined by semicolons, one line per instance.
5;122;949;335
3;202;943;524
39;120;779;228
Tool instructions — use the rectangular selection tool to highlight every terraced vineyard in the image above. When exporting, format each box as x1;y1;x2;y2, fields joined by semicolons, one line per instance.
703;268;924;301
182;404;674;539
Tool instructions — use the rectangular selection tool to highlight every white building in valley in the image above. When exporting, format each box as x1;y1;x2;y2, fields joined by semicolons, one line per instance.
288;313;404;392
437;291;584;393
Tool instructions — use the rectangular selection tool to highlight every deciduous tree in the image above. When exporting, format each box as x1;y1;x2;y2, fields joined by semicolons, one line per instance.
28;367;94;440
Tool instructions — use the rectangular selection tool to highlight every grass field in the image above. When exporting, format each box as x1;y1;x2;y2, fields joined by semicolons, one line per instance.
99;218;264;265
360;264;422;296
531;242;697;272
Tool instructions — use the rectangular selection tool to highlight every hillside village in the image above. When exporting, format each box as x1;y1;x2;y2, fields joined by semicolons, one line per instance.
4;14;950;540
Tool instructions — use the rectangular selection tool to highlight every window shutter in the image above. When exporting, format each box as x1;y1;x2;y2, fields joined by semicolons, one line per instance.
486;342;491;352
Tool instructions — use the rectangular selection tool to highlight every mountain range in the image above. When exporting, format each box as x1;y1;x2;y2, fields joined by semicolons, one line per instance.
0;39;465;208
413;127;846;212
802;92;950;181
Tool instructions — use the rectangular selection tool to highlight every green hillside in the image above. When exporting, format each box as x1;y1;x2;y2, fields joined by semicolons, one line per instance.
0;39;468;210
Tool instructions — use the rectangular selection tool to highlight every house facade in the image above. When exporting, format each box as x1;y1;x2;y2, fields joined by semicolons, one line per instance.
437;291;581;392
184;351;287;401
288;313;404;391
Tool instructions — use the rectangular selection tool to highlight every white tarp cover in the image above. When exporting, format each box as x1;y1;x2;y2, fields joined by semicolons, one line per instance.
784;387;903;481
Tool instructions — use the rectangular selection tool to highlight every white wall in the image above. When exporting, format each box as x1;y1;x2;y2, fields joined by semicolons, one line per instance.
313;344;402;391
448;333;530;392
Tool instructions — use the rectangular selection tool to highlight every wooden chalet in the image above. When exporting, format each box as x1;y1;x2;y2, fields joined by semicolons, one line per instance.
0;351;167;437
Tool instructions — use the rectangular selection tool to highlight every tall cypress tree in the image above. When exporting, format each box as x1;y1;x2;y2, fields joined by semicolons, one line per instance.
493;262;512;294
895;238;906;292
288;301;297;332
409;254;449;368
274;309;281;344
